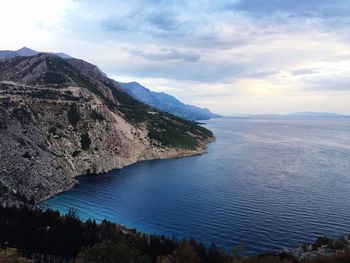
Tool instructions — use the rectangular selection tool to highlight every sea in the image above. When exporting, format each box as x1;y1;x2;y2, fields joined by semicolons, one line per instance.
40;117;350;254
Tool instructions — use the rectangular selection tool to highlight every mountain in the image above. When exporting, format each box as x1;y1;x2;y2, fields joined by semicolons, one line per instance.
0;47;71;60
0;53;213;206
287;111;348;117
119;82;220;120
0;49;218;120
228;112;349;118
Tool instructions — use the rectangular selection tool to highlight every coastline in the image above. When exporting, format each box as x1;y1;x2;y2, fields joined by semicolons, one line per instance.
37;136;215;204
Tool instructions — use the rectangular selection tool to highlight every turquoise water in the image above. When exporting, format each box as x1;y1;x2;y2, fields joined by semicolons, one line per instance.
40;117;350;254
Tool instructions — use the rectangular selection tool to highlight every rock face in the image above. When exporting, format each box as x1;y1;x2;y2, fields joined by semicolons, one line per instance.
120;81;220;121
281;235;350;262
0;54;214;206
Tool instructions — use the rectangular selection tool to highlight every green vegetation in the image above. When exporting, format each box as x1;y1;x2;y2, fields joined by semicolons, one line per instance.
0;206;184;262
43;72;67;84
29;89;61;100
106;81;213;149
45;56;104;98
0;248;32;263
90;109;105;122
148;125;197;149
311;236;349;251
80;132;91;150
0;206;349;263
48;126;57;134
11;54;214;150
146;112;213;149
72;150;81;157
76;241;148;263
43;55;214;149
67;103;80;128
22;152;31;159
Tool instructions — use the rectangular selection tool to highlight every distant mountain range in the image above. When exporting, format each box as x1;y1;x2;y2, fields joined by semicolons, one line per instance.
286;112;348;117
0;47;71;60
229;112;349;118
119;82;220;121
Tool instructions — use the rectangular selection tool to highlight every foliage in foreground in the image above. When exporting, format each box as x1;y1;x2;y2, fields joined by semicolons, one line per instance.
0;248;33;263
1;206;350;263
0;206;230;263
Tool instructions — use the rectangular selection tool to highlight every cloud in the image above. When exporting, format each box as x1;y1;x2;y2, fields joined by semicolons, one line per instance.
147;11;182;31
106;59;244;82
2;0;350;114
128;48;200;62
307;79;350;91
232;0;350;18
102;11;189;37
291;68;320;76
244;70;279;79
303;75;350;91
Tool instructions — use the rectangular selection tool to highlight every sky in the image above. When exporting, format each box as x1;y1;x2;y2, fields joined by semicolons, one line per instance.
1;0;350;115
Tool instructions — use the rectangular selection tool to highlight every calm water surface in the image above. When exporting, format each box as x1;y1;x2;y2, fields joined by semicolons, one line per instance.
40;117;350;254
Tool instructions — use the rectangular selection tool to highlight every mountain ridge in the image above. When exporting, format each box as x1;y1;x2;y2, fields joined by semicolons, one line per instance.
228;112;349;118
119;81;220;120
0;48;219;120
0;47;71;60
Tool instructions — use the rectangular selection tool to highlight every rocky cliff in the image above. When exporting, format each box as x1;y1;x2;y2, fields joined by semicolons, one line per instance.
0;54;214;206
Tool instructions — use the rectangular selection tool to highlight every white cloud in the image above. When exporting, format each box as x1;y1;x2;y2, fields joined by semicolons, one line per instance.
0;0;350;114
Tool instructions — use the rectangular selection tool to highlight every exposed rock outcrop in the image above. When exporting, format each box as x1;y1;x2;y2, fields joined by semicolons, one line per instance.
281;235;350;262
0;54;214;206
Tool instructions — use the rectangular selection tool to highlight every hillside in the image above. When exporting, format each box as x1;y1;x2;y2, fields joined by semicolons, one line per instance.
120;82;220;121
0;53;214;206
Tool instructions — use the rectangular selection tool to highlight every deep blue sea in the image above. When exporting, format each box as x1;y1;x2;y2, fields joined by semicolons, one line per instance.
40;117;350;254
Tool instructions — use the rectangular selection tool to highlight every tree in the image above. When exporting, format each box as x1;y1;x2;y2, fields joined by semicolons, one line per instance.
75;241;150;263
173;242;200;263
81;132;91;150
0;248;33;263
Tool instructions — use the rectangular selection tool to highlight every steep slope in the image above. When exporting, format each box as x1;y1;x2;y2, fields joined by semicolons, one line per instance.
120;82;220;120
0;54;214;206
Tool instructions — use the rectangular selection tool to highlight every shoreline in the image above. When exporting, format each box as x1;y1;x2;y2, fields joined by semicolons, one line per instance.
37;136;215;204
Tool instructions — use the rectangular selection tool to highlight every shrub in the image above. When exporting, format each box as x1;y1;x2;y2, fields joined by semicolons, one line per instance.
313;236;330;250
81;132;91;150
67;103;80;128
0;248;32;263
76;241;148;263
43;72;67;84
90;110;105;122
72;150;81;157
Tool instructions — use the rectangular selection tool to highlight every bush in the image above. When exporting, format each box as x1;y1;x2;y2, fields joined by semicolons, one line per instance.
67;103;80;128
43;72;67;84
0;248;32;263
81;132;91;150
76;241;149;263
90;110;105;122
72;150;81;157
313;236;330;249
